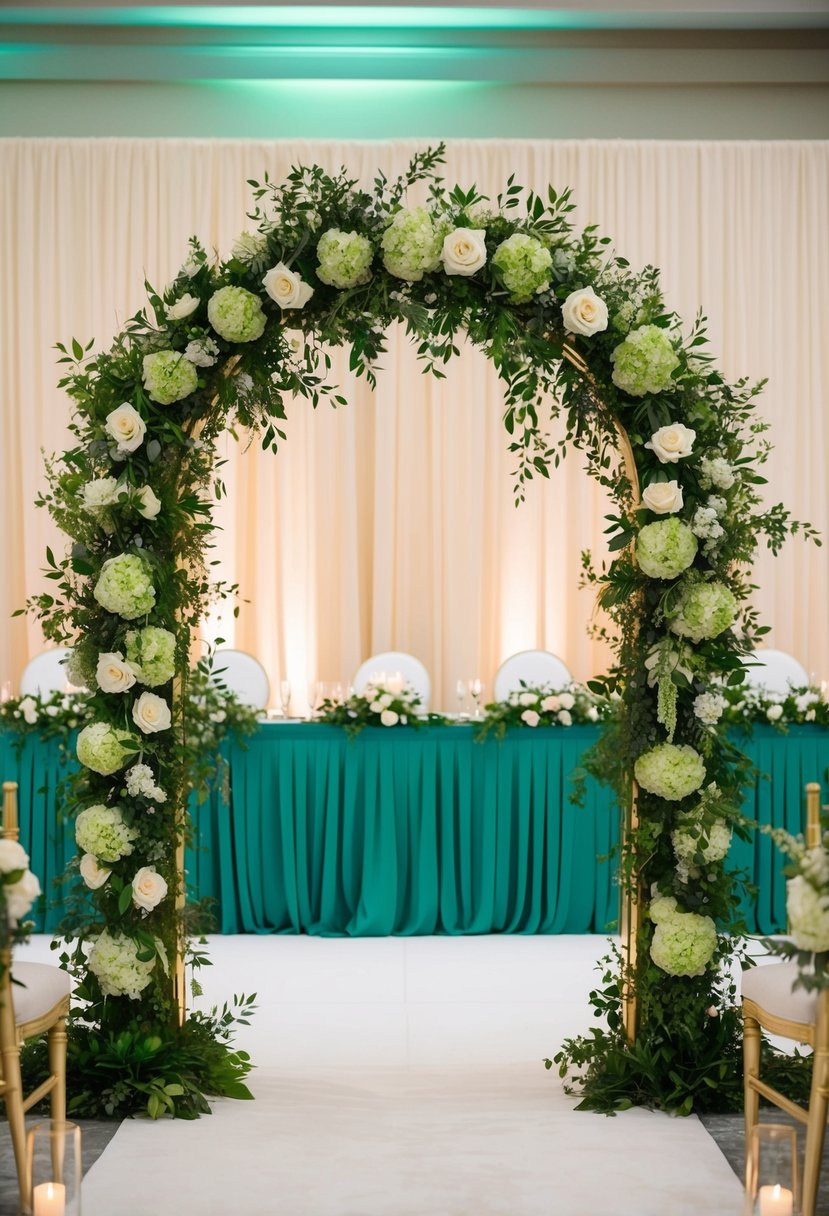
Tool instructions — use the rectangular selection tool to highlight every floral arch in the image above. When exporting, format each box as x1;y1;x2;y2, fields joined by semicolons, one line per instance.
28;145;808;1117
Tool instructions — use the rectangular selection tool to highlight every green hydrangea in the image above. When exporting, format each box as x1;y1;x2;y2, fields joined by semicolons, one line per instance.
636;518;698;580
93;553;156;619
75;803;138;862
491;233;552;303
141;351;198;405
610;324;680;397
207;285;267;343
87;930;156;999
381;207;444;282
125;626;177;687
787;875;829;952
649;895;718;977
635;742;705;801
669;579;737;643
76;722;135;776
316;228;374;289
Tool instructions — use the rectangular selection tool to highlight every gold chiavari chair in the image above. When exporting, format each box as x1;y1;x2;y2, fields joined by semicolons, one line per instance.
742;782;829;1216
0;780;71;1212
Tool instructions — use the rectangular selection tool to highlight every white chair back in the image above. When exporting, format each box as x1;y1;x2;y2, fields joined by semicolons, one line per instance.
494;650;572;701
18;647;75;698
743;648;809;697
211;649;270;709
352;651;431;710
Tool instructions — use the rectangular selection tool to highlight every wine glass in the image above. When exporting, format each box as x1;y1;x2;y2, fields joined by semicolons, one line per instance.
278;679;291;718
456;678;468;720
468;678;485;720
307;681;324;717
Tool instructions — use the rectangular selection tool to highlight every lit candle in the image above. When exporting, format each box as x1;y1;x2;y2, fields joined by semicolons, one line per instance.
32;1181;66;1216
757;1184;793;1216
387;672;404;695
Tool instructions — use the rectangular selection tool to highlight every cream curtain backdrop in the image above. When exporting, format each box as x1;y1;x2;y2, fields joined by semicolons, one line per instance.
0;139;827;710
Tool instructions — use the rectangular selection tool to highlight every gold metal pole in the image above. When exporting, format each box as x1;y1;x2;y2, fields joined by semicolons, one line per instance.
2;782;19;843
562;341;643;1045
806;782;822;849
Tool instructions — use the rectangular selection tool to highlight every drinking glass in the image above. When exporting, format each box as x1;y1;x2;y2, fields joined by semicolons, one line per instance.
455;678;468;719
0;681;12;704
469;678;485;720
307;681;324;717
278;680;291;718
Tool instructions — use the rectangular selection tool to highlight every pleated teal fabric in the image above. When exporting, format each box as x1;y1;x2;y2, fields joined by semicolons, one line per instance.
4;723;828;936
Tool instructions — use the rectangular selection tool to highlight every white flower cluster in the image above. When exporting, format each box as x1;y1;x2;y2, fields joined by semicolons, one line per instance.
649;894;718;977
185;336;220;368
672;803;732;885
75;803;138;863
0;838;41;926
231;230;271;274
510;688;578;728
690;506;725;554
125;762;167;804
698;454;736;491
788;874;829;953
381;207;444;283
361;680;421;727
693;691;727;726
87;930;156;1000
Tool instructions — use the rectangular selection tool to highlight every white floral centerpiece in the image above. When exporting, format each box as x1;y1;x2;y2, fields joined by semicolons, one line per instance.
477;683;610;739
317;679;434;737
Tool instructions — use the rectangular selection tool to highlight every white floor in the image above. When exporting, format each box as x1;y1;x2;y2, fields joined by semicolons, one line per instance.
17;935;745;1215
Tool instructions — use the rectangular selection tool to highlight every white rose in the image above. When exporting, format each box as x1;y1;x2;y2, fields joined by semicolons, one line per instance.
558;693;575;710
165;293;199;321
541;695;561;713
105;403;146;457
558;710;573;726
4;869;41;924
80;852;111;890
131;865;168;912
519;692;537;707
96;652;137;694
642;480;684;515
441;228;487;277
380;709;399;727
645;423;696;464
0;839;29;875
521;709;540;727
262;263;314;310
18;696;38;726
766;704;784;722
587;706;600;722
561;287;608;337
135;485;161;520
132;691;172;734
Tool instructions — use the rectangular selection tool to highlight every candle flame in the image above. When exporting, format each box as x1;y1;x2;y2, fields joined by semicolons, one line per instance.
772;1185;781;1198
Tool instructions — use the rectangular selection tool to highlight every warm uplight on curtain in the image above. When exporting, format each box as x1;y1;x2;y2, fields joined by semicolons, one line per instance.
0;138;826;708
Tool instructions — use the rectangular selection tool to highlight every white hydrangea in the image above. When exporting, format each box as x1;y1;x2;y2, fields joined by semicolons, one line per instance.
82;477;121;514
693;691;727;726
381;207;444;282
184;336;220;368
699;454;736;491
787;875;829;953
87;930;156;999
690;506;725;554
125;763;167;804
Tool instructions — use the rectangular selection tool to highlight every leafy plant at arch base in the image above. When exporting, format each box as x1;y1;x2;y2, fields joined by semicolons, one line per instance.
26;144;818;1119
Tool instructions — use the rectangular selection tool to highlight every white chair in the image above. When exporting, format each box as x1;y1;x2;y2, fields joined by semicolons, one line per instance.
18;647;74;698
1;781;71;1211
211;649;270;709
743;648;809;696
352;652;431;710
493;650;572;701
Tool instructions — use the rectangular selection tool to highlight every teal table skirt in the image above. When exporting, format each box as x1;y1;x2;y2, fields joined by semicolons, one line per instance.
3;723;828;937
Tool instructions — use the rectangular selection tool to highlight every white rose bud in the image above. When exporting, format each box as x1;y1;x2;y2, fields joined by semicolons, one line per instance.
519;692;537;707
561;287;609;337
558;709;573;726
18;696;38;725
131;865;168;912
766;704;784;722
105;403;146;455
80;852;111;890
165;292;199;321
132;691;172;734
558;693;575;710
645;423;696;464
262;262;314;310
441;227;487;277
521;709;540;727
96;652;137;694
380;709;399;727
541;695;561;713
641;480;685;515
135;485;161;520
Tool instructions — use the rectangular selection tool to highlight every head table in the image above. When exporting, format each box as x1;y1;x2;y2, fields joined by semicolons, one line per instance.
1;722;826;937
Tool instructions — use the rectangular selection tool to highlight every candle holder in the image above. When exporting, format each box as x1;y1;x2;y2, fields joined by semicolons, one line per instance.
745;1123;799;1216
25;1120;82;1216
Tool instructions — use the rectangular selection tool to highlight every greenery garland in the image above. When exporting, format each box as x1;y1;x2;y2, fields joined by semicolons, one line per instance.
25;143;817;1116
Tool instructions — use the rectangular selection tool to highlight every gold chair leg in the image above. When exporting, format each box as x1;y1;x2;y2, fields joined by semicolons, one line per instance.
47;1016;68;1186
801;1044;829;1216
1;1039;27;1210
743;1012;762;1180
